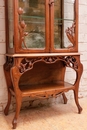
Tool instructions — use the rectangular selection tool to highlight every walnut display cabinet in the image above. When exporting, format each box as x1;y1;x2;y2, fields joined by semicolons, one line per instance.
4;0;83;129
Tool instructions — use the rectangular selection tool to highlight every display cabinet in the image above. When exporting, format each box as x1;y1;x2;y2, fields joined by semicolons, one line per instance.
4;0;83;129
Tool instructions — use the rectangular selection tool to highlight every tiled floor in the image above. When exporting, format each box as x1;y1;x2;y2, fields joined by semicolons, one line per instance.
0;97;87;130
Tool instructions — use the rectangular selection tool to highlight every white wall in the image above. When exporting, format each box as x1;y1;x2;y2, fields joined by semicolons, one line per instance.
0;0;8;111
0;0;87;112
78;0;87;97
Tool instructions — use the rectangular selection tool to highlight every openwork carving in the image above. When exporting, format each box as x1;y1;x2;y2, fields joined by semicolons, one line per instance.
5;57;14;71
18;56;78;73
19;57;59;73
65;22;76;48
18;7;28;49
43;57;58;63
19;58;41;73
59;56;78;70
28;91;66;99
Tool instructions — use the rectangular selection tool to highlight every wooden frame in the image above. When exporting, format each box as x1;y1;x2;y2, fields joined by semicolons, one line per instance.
4;0;83;129
5;0;78;54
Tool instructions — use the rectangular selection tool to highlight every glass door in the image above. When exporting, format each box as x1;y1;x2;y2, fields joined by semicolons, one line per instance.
18;0;49;52
50;0;77;52
7;0;77;53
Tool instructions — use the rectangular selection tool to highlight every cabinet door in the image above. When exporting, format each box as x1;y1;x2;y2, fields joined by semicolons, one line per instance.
50;0;78;52
17;0;49;53
6;0;78;53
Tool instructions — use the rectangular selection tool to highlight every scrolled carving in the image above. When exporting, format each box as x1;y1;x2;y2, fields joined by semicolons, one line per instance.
65;22;76;48
43;57;58;63
59;56;78;70
18;56;78;73
18;57;58;73
19;58;41;73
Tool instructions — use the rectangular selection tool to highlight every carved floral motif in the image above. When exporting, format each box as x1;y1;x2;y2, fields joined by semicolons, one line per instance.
18;8;28;49
19;58;41;73
18;56;78;73
65;22;76;48
59;56;78;70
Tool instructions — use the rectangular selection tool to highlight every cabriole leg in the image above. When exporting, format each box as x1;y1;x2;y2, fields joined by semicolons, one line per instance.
4;58;13;115
73;90;82;114
12;96;22;129
4;89;11;115
11;66;22;129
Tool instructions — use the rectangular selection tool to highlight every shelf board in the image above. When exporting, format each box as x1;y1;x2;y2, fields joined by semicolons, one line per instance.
21;15;74;22
19;81;74;97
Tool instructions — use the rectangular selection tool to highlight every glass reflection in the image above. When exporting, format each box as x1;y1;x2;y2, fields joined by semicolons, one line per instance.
19;0;45;49
54;0;75;49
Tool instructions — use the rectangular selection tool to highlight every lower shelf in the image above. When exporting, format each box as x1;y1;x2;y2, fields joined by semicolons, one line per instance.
19;81;74;97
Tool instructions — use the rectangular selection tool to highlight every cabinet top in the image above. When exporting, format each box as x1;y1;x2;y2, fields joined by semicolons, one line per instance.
5;53;81;57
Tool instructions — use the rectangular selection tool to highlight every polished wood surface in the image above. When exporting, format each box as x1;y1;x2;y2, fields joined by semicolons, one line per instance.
4;54;83;129
4;0;83;129
5;0;78;53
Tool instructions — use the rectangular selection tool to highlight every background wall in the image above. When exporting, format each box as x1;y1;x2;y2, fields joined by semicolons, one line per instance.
0;0;7;111
0;0;87;112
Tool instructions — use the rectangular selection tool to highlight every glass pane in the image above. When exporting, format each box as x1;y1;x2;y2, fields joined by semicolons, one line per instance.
54;0;75;49
18;0;45;49
8;0;14;48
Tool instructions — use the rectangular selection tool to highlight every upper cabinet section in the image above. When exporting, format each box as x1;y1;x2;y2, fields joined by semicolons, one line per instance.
18;0;48;51
5;0;78;53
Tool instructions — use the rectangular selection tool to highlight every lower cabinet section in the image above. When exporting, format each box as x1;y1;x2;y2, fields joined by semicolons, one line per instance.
4;53;83;129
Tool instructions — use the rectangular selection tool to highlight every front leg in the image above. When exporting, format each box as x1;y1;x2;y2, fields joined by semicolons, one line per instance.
4;89;11;115
12;95;22;129
73;90;82;114
3;59;13;115
11;66;22;129
73;56;83;113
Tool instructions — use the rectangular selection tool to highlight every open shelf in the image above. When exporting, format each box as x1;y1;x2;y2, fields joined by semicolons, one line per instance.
19;81;74;97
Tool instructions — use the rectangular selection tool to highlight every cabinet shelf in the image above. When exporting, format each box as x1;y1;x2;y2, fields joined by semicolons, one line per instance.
21;15;74;22
19;81;74;97
19;15;73;24
20;21;62;25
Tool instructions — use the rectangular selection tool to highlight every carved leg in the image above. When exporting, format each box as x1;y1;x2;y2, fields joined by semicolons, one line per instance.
4;60;13;115
4;89;11;115
73;90;82;114
12;96;22;129
11;66;22;129
62;93;67;104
